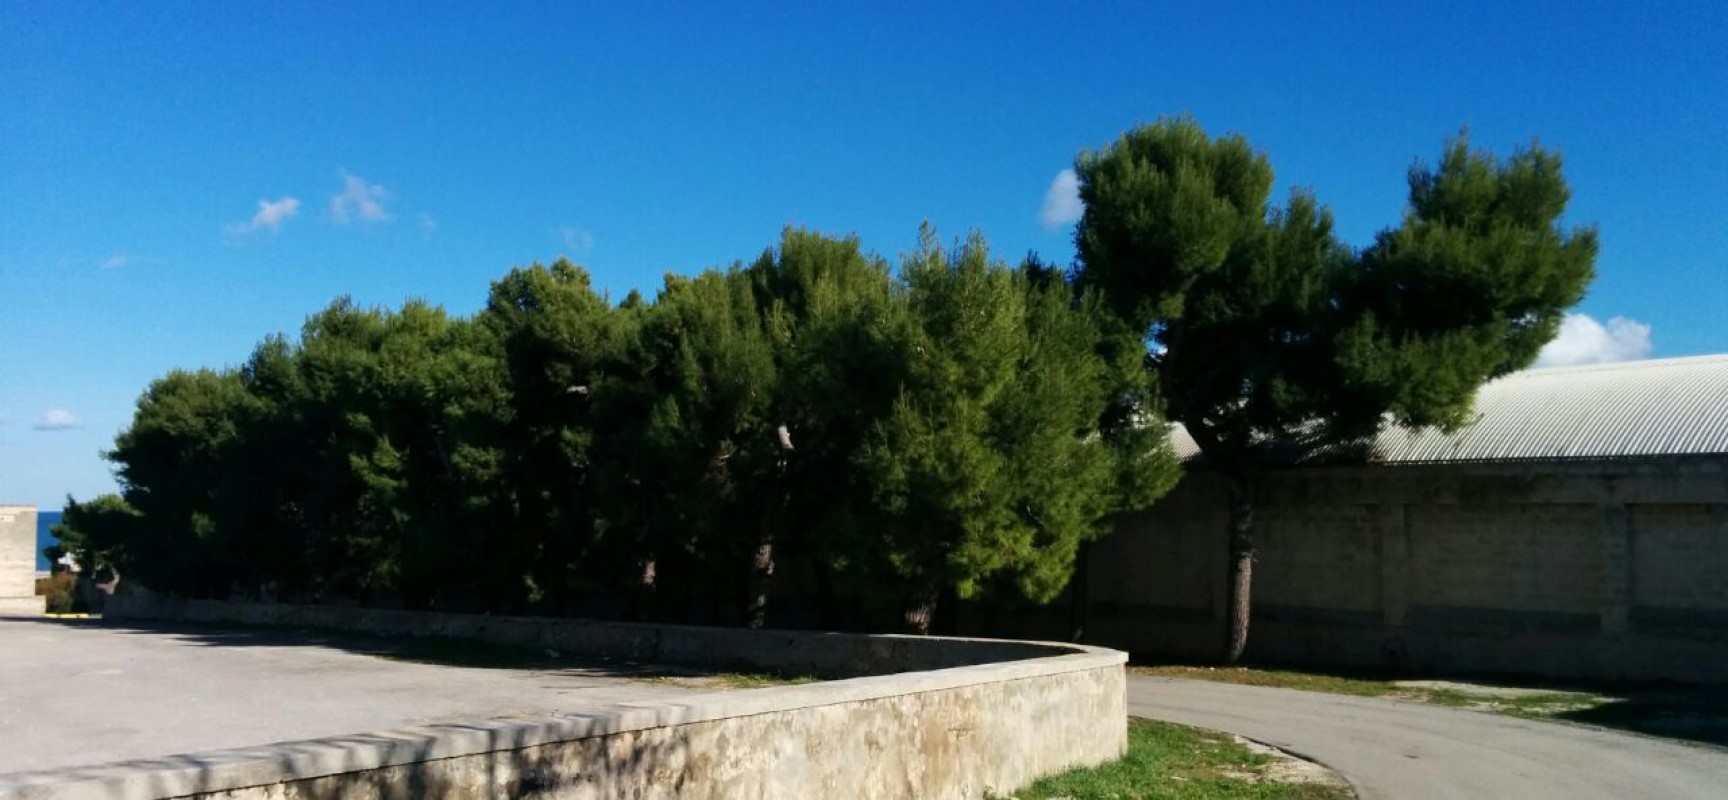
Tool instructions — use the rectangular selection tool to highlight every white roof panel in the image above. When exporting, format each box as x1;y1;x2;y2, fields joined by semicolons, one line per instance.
1169;354;1728;464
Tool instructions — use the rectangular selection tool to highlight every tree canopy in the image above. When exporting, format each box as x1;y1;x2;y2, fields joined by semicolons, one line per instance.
71;227;1178;633
1074;116;1596;660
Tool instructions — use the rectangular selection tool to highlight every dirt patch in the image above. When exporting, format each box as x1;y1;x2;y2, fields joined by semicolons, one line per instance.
1222;734;1354;792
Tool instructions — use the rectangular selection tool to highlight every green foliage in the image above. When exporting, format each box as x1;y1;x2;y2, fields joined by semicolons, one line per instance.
859;228;1177;614
87;227;1177;627
50;493;140;574
1006;718;1350;799
1076;115;1595;459
592;262;785;618
36;572;79;614
1074;117;1596;661
1336;137;1598;432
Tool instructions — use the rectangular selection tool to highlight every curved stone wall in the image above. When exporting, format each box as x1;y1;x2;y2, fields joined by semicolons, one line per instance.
2;598;1125;800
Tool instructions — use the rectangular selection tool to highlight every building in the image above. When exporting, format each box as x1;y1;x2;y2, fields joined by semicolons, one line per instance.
967;355;1728;684
0;505;45;615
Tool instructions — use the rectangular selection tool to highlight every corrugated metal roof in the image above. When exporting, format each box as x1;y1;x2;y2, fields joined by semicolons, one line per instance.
1169;353;1728;464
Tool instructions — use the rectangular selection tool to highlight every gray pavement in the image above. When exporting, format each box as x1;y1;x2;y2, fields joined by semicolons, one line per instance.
0;618;714;775
1128;674;1728;800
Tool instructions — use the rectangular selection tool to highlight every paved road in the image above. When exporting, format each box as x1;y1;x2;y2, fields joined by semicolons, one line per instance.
0;618;711;775
1128;675;1728;800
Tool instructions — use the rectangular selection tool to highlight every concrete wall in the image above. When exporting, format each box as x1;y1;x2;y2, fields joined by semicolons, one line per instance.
977;457;1728;685
0;505;44;616
5;599;1126;800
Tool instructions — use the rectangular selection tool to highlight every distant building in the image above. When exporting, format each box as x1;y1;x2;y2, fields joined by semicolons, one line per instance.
1;505;47;615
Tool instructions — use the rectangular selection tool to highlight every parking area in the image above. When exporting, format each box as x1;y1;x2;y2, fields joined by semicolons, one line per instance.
0;617;720;775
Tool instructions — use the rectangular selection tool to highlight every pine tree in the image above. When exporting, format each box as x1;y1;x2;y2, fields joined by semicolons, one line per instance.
1074;117;1596;662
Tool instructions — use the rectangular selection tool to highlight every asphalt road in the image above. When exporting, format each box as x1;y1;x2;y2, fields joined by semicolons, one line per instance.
1128;675;1728;800
0;618;710;775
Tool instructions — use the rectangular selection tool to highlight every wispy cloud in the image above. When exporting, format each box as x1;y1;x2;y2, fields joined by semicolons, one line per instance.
417;213;437;233
1536;312;1653;368
33;409;82;431
558;225;594;253
1039;168;1082;230
329;171;391;224
102;252;132;269
226;196;302;239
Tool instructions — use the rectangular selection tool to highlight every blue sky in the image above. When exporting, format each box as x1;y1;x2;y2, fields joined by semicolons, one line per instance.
3;1;1725;509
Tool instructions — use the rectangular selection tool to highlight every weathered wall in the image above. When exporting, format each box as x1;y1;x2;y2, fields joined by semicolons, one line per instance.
6;599;1125;800
971;457;1728;684
0;505;44;616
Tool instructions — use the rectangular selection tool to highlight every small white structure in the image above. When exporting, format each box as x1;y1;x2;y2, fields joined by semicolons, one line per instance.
0;505;46;615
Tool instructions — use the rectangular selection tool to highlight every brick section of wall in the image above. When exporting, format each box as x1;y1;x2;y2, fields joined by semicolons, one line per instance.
1631;504;1728;612
1097;501;1217;612
1407;504;1603;615
1256;504;1381;613
970;458;1728;684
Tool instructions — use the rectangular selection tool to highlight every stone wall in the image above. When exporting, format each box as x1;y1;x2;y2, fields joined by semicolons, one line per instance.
0;505;44;616
968;456;1728;684
5;599;1126;800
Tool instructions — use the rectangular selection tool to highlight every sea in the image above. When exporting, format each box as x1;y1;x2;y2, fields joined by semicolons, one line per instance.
36;510;61;571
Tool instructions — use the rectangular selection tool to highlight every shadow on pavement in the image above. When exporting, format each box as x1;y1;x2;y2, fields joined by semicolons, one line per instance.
8;615;814;686
1133;656;1728;750
1555;693;1728;749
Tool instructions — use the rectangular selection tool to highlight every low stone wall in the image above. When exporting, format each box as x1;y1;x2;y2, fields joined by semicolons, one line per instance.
102;593;1068;678
2;598;1126;800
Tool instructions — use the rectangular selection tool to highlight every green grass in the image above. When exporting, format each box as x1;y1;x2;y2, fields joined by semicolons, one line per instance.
1002;719;1350;800
1131;665;1604;710
702;671;820;689
1133;664;1728;748
634;669;821;689
1132;666;1402;698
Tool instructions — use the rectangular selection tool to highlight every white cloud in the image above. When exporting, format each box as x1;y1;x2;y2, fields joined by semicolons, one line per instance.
226;196;302;238
558;225;594;253
1039;168;1083;230
329;171;391;224
418;213;436;233
1535;312;1653;368
33;409;82;431
102;252;132;269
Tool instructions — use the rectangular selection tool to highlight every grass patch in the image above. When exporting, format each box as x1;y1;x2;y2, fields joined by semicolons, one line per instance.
35;572;80;614
1001;719;1349;800
639;670;821;690
1133;664;1728;748
1132;666;1400;698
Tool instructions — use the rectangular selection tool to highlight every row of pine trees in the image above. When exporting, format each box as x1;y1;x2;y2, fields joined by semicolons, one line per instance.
56;226;1181;632
57;118;1595;654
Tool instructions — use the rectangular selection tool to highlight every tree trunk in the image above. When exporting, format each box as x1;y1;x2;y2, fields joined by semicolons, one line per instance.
1223;477;1255;664
630;558;657;622
903;584;939;635
745;536;775;629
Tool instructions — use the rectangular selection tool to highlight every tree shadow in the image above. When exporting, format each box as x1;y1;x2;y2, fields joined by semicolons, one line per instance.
4;617;801;798
12;615;817;685
1131;656;1728;749
10;711;703;799
1550;691;1728;749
